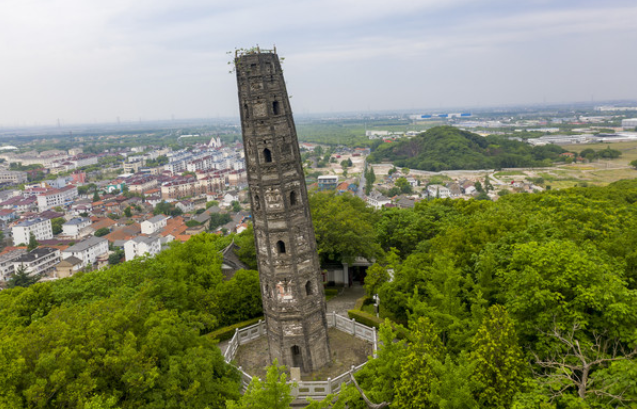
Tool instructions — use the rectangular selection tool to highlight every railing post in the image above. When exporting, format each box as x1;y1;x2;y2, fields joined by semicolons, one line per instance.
351;318;356;336
327;377;332;394
332;311;337;328
372;327;378;358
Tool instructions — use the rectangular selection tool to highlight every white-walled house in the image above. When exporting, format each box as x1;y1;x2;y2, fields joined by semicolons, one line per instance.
62;217;91;238
366;191;391;209
61;236;109;268
426;184;451;199
12;248;61;277
124;235;162;261
141;215;168;235
12;218;53;245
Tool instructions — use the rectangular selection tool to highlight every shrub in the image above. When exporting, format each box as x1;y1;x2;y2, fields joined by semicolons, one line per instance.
207;316;264;342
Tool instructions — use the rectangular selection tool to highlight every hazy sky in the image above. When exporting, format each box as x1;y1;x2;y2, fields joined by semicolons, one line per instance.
1;0;636;125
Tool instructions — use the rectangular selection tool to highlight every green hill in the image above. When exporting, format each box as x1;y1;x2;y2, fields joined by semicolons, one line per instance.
368;126;565;171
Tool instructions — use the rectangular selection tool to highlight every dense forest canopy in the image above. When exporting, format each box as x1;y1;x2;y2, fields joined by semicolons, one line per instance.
0;231;259;409
3;181;637;408
368;126;567;171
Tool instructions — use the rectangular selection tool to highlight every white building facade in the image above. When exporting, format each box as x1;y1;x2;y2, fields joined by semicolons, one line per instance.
37;185;79;212
61;236;109;268
141;215;168;235
12;218;53;245
124;235;162;261
62;217;92;238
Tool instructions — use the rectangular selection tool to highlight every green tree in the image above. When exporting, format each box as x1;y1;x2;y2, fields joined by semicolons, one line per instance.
354;321;408;405
6;265;39;288
27;233;38;251
209;213;232;231
630;159;637;169
395;177;413;194
309;191;381;264
394;317;445;409
231;200;241;213
500;240;637;347
226;361;294;409
233;225;258;270
51;217;65;235
340;158;352;168
470;305;526;409
124;206;132;217
206;200;219;209
94;227;110;237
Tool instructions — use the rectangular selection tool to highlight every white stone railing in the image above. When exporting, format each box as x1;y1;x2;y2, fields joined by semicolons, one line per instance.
222;312;378;399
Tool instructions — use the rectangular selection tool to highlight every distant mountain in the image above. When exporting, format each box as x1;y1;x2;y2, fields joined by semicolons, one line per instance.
367;126;566;171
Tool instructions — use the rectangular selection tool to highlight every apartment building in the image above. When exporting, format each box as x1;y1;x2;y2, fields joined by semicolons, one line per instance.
62;217;91;238
61;236;109;268
124;234;162;261
12;247;61;277
12;217;53;245
36;185;79;212
0;170;27;184
141;215;168;235
0;249;26;282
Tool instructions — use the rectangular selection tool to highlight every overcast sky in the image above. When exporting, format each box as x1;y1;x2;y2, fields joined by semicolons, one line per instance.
1;0;636;126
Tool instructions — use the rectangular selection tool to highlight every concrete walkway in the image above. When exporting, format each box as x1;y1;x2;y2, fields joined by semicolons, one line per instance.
326;284;366;315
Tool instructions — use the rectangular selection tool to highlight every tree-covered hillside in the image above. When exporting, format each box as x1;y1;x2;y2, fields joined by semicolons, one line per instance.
341;179;637;409
3;182;637;408
368;126;566;170
0;232;260;409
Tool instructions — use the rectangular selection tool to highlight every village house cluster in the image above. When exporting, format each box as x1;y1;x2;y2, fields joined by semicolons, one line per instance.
362;168;543;210
0;137;252;288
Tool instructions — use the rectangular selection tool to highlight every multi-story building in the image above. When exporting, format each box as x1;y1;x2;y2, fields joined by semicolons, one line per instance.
62;217;91;238
141;215;168;235
186;155;216;173
36;185;79;212
12;247;61;277
61;236;109;269
124;234;162;261
318;175;338;191
123;161;144;174
70;155;99;168
426;184;451;199
12;217;53;245
622;118;637;130
128;176;158;194
160;178;197;199
0;249;26;282
0;170;27;184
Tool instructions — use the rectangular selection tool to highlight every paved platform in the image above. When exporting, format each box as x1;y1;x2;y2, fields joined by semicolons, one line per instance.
326;284;366;315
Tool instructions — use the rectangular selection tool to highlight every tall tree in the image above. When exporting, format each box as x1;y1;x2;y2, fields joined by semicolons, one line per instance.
27;233;38;251
393;317;445;409
470;305;526;409
309;191;381;264
6;265;39;289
